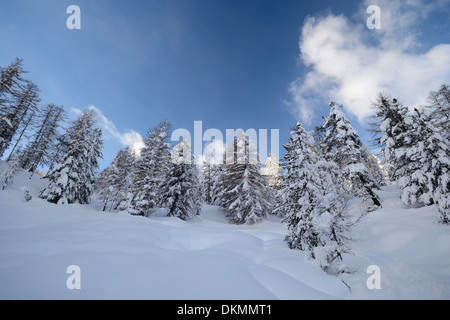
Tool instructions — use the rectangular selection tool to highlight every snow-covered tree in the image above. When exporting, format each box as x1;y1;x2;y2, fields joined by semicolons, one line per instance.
95;147;135;212
278;121;351;274
395;108;431;206
127;120;171;217
425;84;449;139
263;152;282;190
21;186;32;202
370;90;450;224
0;58;24;97
201;150;215;204
1;154;21;190
20;104;65;176
219;133;273;225
111;147;135;211
312;160;350;275
365;153;386;186
1;60;40;158
425;84;450;223
277;122;321;252
321;102;381;208
47;133;70;172
436;170;450;225
370;94;409;182
39;110;103;204
211;163;225;206
159;137;202;220
396;108;450;222
6;109;35;161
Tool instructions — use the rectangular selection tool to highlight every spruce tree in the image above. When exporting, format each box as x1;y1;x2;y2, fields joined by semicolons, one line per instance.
95;147;134;212
312;159;350;275
39;110;103;204
277;122;321;252
127;120;171;217
211;163;225;206
160;137;202;220
95;165;115;211
396;108;450;222
278;121;350;274
263;152;282;190
396;108;432;206
370;94;409;182
201;150;214;204
322;102;381;208
365;153;386;187
220;133;273;225
1;154;21;190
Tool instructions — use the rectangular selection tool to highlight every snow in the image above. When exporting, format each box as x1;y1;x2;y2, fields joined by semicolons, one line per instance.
0;163;449;300
1;117;13;129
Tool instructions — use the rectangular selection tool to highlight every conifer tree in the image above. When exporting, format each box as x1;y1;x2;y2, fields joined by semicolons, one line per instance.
127;120;171;216
370;94;409;182
425;84;449;139
1;59;40;158
1;154;21;190
278;121;350;274
201;150;215;204
160;137;202;220
263;152;282;190
39;110;103;204
220;133;273;225
322;102;381;208
20;104;65;176
95;147;135;212
277;122;321;252
396;108;450;223
211;163;225;206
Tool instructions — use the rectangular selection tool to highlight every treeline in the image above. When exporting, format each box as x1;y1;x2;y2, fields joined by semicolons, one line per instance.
370;88;450;223
0;59;104;204
0;59;67;177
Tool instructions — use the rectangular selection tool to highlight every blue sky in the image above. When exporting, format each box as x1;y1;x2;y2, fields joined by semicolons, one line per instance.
1;0;449;169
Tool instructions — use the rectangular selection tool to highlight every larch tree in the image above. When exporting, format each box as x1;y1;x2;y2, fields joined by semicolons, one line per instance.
1;59;40;158
425;84;449;140
20;104;65;177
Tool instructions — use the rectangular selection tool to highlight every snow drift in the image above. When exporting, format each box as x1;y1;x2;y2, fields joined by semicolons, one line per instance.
0;162;449;299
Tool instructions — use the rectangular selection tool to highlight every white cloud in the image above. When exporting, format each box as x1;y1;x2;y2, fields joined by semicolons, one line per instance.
88;106;145;155
70;107;83;116
290;0;450;124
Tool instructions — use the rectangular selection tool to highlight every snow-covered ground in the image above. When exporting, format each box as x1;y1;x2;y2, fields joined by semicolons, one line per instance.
0;162;449;300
